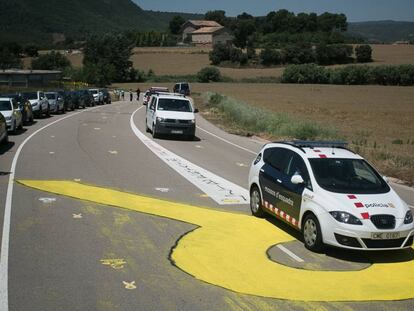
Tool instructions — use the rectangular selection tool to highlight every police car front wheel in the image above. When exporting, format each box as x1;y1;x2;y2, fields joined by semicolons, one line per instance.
250;186;265;218
303;214;325;252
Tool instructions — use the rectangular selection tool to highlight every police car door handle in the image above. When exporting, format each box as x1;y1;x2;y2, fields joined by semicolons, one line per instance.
276;179;282;183
260;169;265;173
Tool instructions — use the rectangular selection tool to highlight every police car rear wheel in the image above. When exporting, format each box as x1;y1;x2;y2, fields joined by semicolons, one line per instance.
250;187;265;218
303;214;324;252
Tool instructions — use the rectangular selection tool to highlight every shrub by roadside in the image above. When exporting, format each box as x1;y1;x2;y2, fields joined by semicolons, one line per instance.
202;92;338;140
197;67;222;83
282;64;414;85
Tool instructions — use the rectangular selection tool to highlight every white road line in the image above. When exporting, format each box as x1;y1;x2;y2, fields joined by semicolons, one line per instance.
276;245;305;263
196;126;257;155
130;107;249;205
0;106;100;311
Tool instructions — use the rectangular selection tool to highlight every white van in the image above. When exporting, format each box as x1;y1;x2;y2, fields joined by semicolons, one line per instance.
145;93;198;140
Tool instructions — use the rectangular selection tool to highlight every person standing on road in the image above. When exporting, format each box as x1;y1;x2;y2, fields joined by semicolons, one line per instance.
136;88;140;102
121;90;125;101
130;90;133;102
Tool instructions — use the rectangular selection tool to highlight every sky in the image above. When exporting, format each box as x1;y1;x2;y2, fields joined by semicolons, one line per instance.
133;0;414;22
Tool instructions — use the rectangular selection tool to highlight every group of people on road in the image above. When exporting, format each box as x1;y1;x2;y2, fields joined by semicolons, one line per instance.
119;88;141;102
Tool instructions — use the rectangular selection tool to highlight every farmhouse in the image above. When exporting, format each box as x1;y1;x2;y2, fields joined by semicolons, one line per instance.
181;20;233;46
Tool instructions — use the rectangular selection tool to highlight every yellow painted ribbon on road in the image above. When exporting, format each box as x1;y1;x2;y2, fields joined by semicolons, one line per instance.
19;180;414;302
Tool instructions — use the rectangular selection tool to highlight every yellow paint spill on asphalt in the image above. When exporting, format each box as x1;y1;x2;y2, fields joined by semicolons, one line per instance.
19;180;414;302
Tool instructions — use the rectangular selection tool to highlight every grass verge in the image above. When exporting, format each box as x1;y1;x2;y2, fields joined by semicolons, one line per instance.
200;92;339;141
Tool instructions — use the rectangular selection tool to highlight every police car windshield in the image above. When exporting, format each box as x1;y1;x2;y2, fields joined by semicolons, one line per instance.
309;158;390;194
157;99;192;112
45;93;56;100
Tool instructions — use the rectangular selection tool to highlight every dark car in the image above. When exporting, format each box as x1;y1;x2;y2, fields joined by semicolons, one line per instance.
57;90;75;111
70;91;83;109
1;93;34;125
78;90;94;107
101;89;111;105
173;82;190;96
0;113;8;145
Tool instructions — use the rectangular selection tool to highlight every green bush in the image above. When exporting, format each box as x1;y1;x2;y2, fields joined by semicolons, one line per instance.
284;44;315;64
281;64;330;84
315;44;353;65
31;51;71;70
355;45;372;63
259;48;282;66
197;67;222;83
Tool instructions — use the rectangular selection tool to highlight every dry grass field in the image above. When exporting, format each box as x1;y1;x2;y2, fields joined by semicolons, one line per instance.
129;44;414;79
118;81;414;183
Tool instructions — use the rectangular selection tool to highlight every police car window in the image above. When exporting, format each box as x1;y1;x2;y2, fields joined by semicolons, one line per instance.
149;98;156;110
263;148;290;172
309;158;390;194
157;99;192;112
285;152;312;189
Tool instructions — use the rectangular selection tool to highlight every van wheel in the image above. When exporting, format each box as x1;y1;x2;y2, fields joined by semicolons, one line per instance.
303;214;325;253
250;186;265;218
152;123;158;138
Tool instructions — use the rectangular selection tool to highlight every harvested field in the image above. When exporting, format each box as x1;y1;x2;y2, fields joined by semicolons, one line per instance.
117;81;414;183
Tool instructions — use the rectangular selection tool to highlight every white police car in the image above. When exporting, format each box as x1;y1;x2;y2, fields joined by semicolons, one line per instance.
248;141;414;252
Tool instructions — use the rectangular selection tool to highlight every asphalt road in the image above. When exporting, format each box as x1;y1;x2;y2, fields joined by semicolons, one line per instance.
0;97;413;311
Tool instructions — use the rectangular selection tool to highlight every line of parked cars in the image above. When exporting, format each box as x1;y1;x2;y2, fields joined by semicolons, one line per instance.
0;88;112;145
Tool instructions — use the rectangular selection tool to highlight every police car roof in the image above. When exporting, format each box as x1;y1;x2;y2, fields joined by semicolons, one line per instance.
267;141;363;160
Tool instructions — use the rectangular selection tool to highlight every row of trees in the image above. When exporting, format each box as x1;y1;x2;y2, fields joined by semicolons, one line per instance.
209;43;372;67
281;64;414;86
0;42;39;70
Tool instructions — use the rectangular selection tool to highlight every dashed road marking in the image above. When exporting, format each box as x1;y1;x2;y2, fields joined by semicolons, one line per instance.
101;259;127;270
50;135;55;138
74;179;81;182
276;244;304;263
20;180;414;302
236;162;247;167
38;197;56;204
130;107;249;206
195;145;204;149
155;188;170;193
94;128;101;131
123;281;137;290
108;150;118;155
72;213;83;219
49;152;55;155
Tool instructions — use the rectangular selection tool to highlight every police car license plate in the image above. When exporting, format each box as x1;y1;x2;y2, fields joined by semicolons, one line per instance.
371;232;400;240
171;130;183;134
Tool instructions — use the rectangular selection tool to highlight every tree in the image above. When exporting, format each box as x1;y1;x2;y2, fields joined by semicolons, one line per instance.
205;10;227;26
355;45;373;63
260;48;282;66
83;34;134;84
233;19;256;48
31;51;71;70
0;48;21;70
169;16;185;35
24;45;39;57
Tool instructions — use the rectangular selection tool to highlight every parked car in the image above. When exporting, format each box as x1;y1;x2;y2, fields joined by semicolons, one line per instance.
173;82;191;96
58;90;75;111
248;141;414;252
146;92;198;140
0;97;23;133
70;91;83;109
22;91;49;117
89;88;103;105
45;92;65;114
1;93;34;125
143;87;169;105
101;89;111;105
78;90;94;107
0;113;8;144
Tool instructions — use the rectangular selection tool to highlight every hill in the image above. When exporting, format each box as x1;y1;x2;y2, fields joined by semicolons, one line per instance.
348;21;414;43
0;0;202;44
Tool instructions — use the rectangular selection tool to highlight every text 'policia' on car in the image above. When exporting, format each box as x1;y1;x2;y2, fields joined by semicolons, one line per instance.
248;141;414;252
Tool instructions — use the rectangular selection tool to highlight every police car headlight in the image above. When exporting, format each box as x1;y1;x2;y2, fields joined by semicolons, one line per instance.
156;117;165;122
330;211;362;225
404;210;413;224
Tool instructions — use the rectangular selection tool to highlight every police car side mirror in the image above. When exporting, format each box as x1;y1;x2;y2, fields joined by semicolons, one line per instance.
291;175;304;185
194;108;199;113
